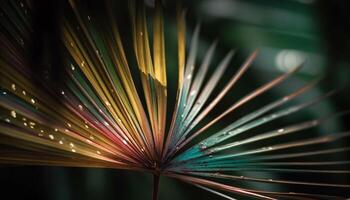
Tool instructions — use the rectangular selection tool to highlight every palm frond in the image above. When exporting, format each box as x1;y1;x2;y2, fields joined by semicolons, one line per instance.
0;0;349;199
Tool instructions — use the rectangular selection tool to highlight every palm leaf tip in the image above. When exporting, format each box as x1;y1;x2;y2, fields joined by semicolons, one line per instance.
0;0;349;199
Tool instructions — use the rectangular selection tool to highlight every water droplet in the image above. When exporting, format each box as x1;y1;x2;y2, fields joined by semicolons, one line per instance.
86;139;92;144
140;32;143;36
11;84;16;91
87;15;91;21
5;118;10;123
105;101;111;106
219;132;228;138
190;90;196;96
84;124;89;129
40;130;44;133
186;74;192;79
70;142;74;147
122;139;127;145
71;149;76;153
96;150;101;154
104;121;109;126
59;140;63;144
78;104;83;110
22;90;26;95
10;110;16;118
23;122;27;126
261;147;273;150
61;90;65;95
38;133;43;137
30;98;35;104
2;91;7;95
49;134;54;140
70;42;74;47
277;128;285;133
67;123;71;127
54;128;58;132
81;61;85;67
19;38;24;46
89;135;94;140
71;64;75;70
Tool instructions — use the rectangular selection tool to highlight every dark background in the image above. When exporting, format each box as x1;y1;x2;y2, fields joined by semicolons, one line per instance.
1;0;350;199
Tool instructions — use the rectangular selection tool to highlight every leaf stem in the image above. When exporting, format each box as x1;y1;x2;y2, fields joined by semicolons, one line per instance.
153;174;160;200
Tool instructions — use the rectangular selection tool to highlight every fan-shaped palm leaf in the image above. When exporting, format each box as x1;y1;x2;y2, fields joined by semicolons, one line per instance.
0;0;349;199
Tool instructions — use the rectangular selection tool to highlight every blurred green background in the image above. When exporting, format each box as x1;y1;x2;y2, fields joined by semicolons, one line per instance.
1;0;350;199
